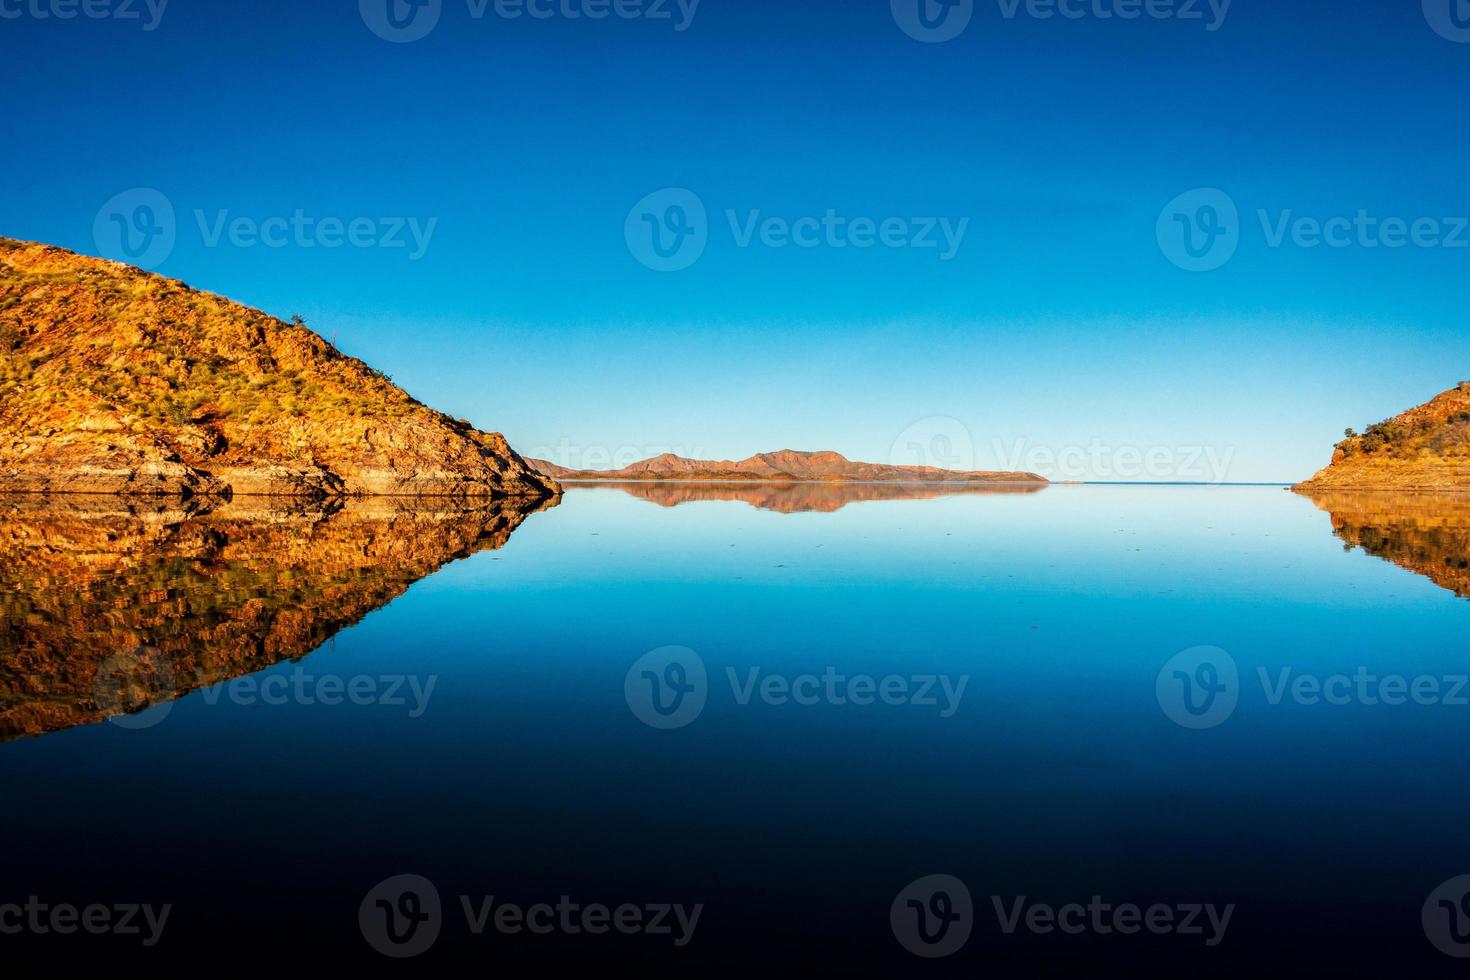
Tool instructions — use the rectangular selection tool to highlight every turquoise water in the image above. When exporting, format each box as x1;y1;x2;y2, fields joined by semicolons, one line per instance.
2;485;1469;973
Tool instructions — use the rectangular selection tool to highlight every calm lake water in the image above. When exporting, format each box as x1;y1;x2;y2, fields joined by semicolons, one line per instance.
3;484;1470;974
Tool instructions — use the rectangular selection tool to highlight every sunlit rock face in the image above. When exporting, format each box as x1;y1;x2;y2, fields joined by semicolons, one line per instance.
0;237;559;500
0;494;556;741
587;480;1047;514
1304;491;1470;599
1295;383;1470;492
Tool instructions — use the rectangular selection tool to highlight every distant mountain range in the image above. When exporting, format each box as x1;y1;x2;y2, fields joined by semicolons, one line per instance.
1296;382;1470;491
530;450;1047;484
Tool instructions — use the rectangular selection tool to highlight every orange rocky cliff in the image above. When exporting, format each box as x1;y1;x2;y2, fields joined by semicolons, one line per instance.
0;237;559;500
1295;382;1470;492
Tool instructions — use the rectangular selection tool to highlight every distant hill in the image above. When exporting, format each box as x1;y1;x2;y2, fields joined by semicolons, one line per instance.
531;450;1047;484
1295;382;1470;491
0;238;557;499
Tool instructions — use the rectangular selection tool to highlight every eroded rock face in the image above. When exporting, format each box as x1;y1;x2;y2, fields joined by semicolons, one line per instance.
1295;383;1470;491
0;238;559;500
0;493;556;740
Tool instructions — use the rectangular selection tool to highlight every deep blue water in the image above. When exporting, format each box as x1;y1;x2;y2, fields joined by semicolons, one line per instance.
3;484;1470;974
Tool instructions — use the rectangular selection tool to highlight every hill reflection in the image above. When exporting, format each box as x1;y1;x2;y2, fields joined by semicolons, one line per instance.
1305;491;1470;599
0;494;555;740
579;480;1048;513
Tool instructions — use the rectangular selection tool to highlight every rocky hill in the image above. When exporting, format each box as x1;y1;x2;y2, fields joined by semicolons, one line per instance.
0;238;558;499
1295;383;1470;491
532;449;1047;484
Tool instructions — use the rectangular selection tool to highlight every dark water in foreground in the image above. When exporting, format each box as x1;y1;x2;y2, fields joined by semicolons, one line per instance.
3;484;1470;975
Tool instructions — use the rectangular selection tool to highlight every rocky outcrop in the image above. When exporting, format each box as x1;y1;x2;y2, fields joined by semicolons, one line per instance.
0;492;556;740
1295;383;1470;491
531;449;1047;484
0;238;559;500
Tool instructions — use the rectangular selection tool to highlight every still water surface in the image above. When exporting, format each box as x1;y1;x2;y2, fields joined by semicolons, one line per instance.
2;484;1469;973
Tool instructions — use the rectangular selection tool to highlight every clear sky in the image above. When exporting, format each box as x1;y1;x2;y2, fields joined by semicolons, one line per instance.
4;0;1468;481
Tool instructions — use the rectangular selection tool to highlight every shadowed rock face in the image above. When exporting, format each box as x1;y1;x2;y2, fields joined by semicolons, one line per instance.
1304;491;1470;599
0;238;559;499
581;480;1047;513
0;493;556;741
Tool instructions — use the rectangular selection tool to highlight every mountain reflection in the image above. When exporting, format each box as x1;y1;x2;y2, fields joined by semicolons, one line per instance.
581;480;1048;513
0;494;555;741
1305;491;1470;599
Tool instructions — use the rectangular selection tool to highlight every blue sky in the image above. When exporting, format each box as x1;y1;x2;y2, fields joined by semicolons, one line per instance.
3;0;1468;481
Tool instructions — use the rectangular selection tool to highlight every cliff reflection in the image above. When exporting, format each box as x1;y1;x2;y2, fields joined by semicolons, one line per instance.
0;493;555;741
1306;491;1470;599
584;480;1047;513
